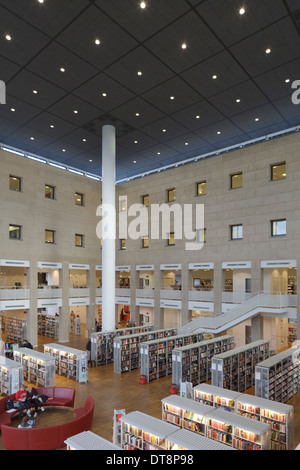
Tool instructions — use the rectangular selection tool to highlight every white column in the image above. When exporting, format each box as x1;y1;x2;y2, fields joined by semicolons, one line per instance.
102;125;116;331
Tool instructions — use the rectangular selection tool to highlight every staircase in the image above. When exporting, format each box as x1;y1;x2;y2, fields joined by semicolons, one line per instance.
179;291;295;335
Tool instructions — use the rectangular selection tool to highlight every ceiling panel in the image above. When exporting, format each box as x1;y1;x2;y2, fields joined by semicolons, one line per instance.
0;1;299;181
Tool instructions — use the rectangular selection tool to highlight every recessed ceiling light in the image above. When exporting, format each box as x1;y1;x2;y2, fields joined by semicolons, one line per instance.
140;2;146;9
255;118;260;121
236;98;241;103
170;96;175;100
74;110;78;114
133;160;137;163
11;108;15;112
137;71;142;76
102;92;107;97
239;7;246;15
50;124;54;128
30;137;35;141
285;78;291;83
33;90;38;94
157;152;160;155
135;112;140;116
181;43;187;50
217;131;221;135
212;74;218;80
83;139;87;142
38;0;44;3
134;140;138;144
5;34;12;41
265;48;271;54
60;67;66;72
95;39;101;45
185;142;189;146
163;129;167;132
62;149;66;152
196;115;200;119
89;159;93;162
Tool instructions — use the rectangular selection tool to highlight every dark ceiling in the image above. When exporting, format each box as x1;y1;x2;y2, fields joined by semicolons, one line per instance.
1;0;300;181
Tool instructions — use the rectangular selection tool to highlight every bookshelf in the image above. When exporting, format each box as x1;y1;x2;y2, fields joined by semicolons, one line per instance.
120;411;178;450
211;340;270;392
172;335;234;387
161;394;271;450
13;347;56;387
161;395;212;435
165;428;235;451
193;384;241;413
4;317;27;344
65;431;122;450
193;383;294;451
206;408;271;450
91;325;154;366
255;346;300;403
43;344;88;383
114;328;177;374
0;357;24;395
38;314;59;339
140;332;205;382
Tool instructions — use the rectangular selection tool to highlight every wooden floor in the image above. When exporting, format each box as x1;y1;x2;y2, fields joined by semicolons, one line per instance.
2;330;300;451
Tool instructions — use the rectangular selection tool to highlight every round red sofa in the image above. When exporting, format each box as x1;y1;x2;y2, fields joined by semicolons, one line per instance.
0;387;95;450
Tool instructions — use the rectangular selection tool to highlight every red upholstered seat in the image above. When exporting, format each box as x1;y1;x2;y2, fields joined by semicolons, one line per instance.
28;425;61;451
1;425;29;450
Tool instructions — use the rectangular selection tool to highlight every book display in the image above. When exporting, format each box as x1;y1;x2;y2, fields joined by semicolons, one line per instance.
140;332;205;382
38;314;59;339
65;431;122;450
255;346;300;403
114;328;177;374
120;411;178;450
91;325;155;366
161;395;212;434
43;344;88;383
193;384;241;413
172;335;234;387
206;408;271;450
165;428;235;450
161;395;271;450
193;383;294;451
211;340;270;392
0;357;24;395
4;317;27;344
13;347;56;387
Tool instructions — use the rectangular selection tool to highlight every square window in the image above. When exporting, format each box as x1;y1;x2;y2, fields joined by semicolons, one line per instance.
75;234;84;247
142;237;149;248
120;239;126;250
271;219;286;237
196;181;206;196
45;230;55;244
119;196;127;212
230;224;243;240
230;172;243;189
75;192;84;206
167;188;176;202
9;175;21;191
9;224;21;240
271;162;286;181
142;194;149;207
45;185;55;199
168;232;175;246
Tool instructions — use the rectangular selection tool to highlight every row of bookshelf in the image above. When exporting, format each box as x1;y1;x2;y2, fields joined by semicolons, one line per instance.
0;357;24;395
38;314;59;339
140;332;209;382
13;347;56;387
193;383;294;450
43;343;88;383
161;395;271;450
172;335;234;387
2;317;27;344
90;325;154;366
113;328;177;374
211;340;270;392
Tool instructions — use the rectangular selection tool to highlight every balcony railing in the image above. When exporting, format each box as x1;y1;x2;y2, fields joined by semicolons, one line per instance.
160;287;182;300
188;288;214;302
37;286;62;298
0;287;30;300
136;288;155;298
69;286;90;297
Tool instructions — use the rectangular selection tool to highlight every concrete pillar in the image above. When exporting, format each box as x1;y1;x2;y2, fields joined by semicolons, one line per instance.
102;125;116;332
181;264;189;327
59;262;69;343
27;259;38;347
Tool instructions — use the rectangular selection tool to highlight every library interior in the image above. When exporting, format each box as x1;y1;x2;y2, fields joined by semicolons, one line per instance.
1;0;300;453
